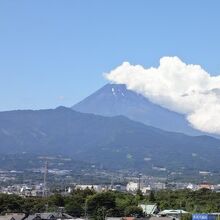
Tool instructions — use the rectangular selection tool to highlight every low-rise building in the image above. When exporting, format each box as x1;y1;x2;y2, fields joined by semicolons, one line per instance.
139;204;158;216
158;209;189;218
126;182;138;192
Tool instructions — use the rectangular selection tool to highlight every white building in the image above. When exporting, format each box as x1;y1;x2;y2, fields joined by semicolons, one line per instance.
139;204;158;215
126;182;138;192
159;209;189;218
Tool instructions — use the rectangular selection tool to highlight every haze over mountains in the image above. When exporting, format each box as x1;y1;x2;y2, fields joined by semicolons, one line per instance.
73;84;202;136
0;83;219;174
0;106;220;173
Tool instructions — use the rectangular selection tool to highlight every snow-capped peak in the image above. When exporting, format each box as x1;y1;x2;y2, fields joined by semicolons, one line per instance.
112;88;116;96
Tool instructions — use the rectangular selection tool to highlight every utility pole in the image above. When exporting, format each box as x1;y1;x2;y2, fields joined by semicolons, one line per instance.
138;173;142;191
110;175;114;190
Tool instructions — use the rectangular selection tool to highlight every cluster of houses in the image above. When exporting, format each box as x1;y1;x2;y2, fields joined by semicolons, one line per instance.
0;213;75;220
1;181;220;198
138;204;189;218
0;204;219;220
126;181;220;194
0;211;187;220
0;184;46;197
0;211;218;220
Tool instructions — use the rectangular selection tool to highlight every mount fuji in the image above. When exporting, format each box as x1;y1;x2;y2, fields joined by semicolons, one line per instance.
73;84;202;136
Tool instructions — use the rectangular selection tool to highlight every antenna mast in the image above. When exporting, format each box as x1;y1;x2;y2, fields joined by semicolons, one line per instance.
43;160;48;197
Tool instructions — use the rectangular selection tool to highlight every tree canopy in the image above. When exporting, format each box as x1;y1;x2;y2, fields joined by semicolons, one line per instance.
0;189;219;218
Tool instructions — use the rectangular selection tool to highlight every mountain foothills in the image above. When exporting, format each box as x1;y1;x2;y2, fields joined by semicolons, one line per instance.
73;84;202;136
0;106;220;174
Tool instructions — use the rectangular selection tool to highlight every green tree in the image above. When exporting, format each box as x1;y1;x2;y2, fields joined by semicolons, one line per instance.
65;200;84;217
181;214;192;220
48;193;65;209
86;192;116;218
149;191;156;202
124;206;143;217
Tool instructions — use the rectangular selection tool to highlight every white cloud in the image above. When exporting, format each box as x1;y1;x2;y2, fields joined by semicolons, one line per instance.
105;56;220;134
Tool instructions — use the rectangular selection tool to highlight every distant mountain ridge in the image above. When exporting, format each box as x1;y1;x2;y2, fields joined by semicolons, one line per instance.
0;106;220;173
72;84;203;136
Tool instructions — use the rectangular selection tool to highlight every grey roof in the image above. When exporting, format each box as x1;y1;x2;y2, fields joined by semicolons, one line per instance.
25;215;38;220
0;214;25;220
106;218;122;220
26;213;74;220
159;210;188;215
72;219;85;220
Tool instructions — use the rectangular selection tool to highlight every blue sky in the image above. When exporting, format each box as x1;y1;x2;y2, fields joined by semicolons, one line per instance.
0;0;220;111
